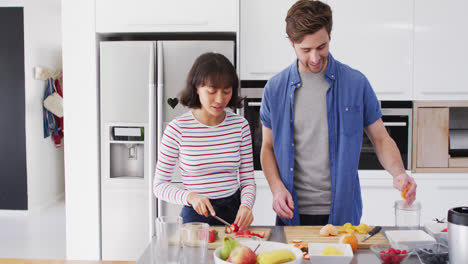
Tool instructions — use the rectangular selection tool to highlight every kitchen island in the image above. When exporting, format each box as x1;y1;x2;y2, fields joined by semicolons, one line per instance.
137;226;422;264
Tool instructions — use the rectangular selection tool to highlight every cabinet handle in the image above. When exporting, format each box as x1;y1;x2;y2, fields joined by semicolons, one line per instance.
247;102;262;107
383;122;407;127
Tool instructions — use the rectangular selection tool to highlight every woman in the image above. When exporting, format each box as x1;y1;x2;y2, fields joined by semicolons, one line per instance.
153;52;256;230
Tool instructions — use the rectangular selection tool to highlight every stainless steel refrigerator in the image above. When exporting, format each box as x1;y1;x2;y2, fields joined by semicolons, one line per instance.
99;40;235;260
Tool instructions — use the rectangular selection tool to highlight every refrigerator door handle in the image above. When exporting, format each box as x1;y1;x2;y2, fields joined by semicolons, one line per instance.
156;41;164;218
157;41;164;154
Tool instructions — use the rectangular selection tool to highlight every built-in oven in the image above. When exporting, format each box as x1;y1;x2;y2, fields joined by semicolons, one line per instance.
359;101;413;170
241;85;265;171
241;83;412;171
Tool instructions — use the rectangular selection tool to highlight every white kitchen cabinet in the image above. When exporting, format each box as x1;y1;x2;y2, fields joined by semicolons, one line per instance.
251;173;276;225
413;0;468;100
328;0;413;101
96;0;238;33
239;0;296;80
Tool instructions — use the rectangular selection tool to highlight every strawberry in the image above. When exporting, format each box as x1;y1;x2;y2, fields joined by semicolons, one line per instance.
225;225;233;234
253;231;265;238
208;229;218;243
230;223;239;232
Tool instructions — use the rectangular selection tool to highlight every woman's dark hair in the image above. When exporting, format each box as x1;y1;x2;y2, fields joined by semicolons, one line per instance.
179;52;243;109
286;0;333;43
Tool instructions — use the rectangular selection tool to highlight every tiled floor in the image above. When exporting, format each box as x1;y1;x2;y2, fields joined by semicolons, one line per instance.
0;200;66;259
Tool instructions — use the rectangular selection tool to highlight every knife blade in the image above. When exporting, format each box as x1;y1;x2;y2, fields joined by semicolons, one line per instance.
361;226;382;242
212;215;231;226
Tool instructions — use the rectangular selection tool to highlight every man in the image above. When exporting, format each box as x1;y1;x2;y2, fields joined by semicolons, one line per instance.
260;0;417;226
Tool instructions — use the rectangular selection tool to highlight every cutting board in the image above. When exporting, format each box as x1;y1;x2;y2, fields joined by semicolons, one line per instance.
207;226;272;249
284;226;387;249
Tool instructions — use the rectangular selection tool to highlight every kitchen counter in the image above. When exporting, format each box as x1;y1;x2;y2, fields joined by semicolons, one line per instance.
0;260;134;264
137;226;422;264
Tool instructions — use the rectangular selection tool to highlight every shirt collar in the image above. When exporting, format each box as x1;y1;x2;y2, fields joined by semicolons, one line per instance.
289;52;337;86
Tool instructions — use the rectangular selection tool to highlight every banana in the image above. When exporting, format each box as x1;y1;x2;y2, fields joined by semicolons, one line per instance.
256;249;296;264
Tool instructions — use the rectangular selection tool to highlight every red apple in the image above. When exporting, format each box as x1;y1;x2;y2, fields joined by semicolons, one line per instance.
227;245;256;264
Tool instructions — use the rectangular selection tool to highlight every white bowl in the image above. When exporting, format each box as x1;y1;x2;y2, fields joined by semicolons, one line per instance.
307;243;353;264
213;240;303;264
424;221;448;245
385;230;436;251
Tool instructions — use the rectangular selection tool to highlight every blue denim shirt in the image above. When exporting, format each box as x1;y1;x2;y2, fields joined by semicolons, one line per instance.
260;53;382;226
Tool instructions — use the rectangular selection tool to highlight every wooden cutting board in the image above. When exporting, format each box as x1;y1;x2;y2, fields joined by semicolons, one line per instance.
207;226;272;249
284;226;387;249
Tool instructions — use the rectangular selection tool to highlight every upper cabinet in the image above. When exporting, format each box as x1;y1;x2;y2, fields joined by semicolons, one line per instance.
96;0;238;33
413;0;468;100
240;0;414;101
239;0;296;80
327;0;413;101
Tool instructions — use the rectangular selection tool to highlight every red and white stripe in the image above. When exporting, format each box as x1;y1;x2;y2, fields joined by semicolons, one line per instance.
153;111;256;210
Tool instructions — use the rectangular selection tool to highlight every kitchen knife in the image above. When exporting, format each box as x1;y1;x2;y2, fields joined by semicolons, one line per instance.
212;215;231;226
361;226;382;242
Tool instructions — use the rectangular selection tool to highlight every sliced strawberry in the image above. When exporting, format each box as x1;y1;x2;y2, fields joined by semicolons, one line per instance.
244;230;252;235
235;230;246;236
225;225;233;234
230;223;239;232
253;231;265;238
441;228;448;232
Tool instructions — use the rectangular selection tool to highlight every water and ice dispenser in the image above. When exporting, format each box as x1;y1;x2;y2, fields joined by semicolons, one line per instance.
109;126;145;178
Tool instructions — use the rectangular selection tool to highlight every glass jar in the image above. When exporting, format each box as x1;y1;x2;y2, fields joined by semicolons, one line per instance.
394;200;421;229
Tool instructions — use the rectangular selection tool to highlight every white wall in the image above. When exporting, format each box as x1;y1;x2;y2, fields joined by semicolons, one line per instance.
62;0;101;259
23;0;65;213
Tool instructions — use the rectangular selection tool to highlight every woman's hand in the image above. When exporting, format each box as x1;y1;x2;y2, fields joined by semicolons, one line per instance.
187;192;215;217
234;205;254;231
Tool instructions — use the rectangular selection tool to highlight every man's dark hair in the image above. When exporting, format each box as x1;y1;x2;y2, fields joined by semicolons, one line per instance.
286;0;333;43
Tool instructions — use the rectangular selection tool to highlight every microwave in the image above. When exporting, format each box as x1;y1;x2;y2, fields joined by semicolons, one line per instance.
241;83;412;171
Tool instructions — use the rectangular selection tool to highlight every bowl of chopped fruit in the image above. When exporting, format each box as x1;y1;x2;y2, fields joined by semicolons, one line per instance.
370;243;412;264
307;243;353;264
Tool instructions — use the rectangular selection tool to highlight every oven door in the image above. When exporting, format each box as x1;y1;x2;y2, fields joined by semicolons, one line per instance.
359;108;412;170
241;88;264;171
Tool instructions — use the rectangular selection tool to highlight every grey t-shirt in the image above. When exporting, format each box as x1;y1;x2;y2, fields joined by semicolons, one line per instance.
293;69;331;215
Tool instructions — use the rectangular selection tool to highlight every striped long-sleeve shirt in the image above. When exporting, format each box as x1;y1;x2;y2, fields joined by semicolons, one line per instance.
153;111;256;209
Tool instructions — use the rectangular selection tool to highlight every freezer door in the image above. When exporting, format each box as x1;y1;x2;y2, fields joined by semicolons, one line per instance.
100;41;155;261
158;40;235;125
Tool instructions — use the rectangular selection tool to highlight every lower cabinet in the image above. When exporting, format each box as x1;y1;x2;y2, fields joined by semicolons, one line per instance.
252;175;276;225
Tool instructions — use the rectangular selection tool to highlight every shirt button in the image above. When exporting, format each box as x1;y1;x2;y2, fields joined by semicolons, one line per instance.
292;143;294;147
290;168;293;171
291;81;294;84
290;94;293;98
298;83;301;87
331;74;335;78
345;107;349;111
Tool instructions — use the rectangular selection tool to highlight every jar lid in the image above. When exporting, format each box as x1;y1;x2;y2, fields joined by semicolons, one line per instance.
394;200;421;211
448;207;468;227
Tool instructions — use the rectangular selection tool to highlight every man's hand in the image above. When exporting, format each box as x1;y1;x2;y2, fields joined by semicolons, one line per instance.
272;187;294;219
187;192;215;217
393;173;417;206
234;205;254;231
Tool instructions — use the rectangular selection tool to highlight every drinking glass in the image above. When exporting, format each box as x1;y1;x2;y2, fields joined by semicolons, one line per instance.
154;216;182;264
395;200;421;229
180;222;209;264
